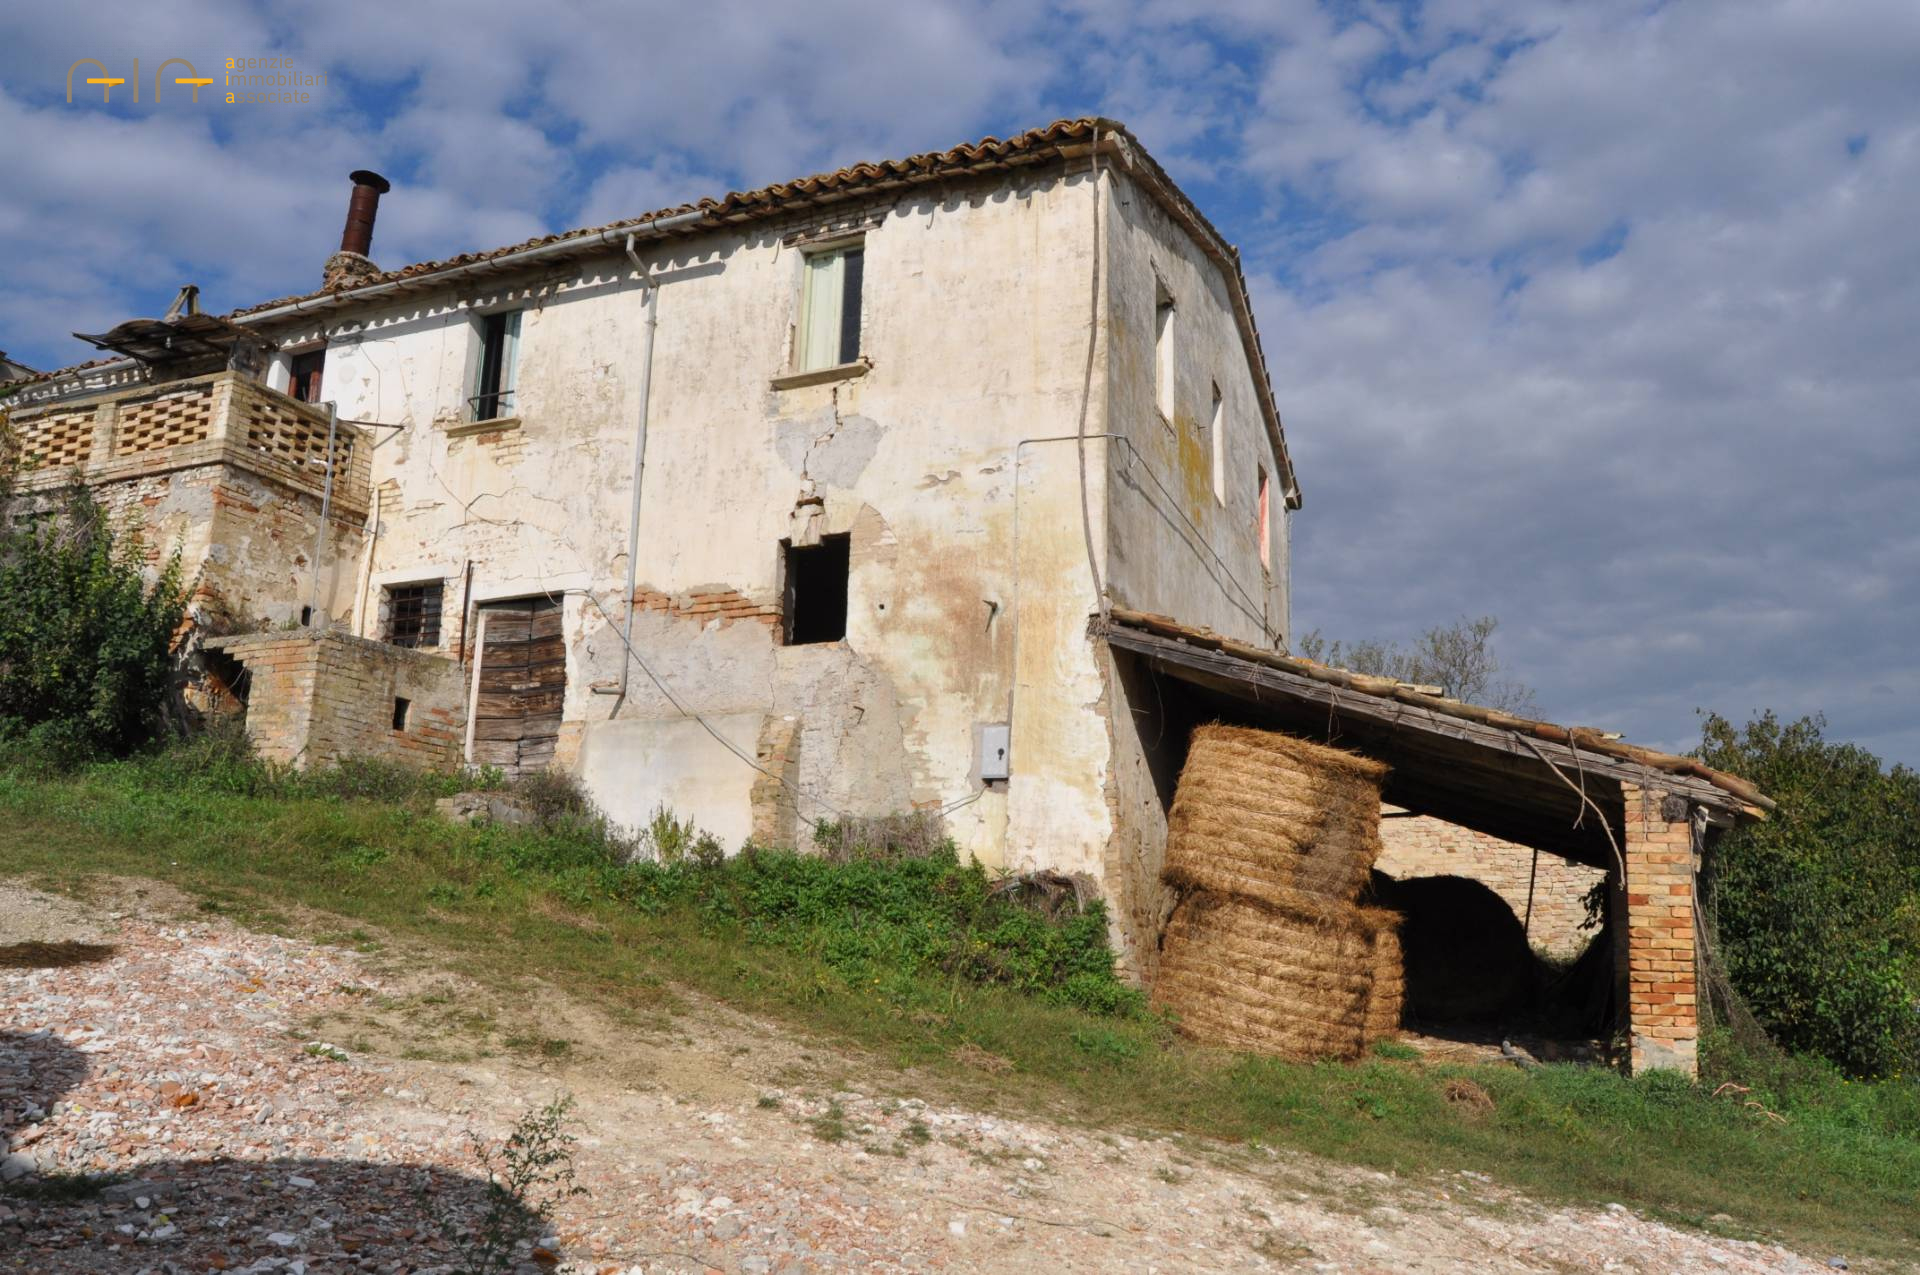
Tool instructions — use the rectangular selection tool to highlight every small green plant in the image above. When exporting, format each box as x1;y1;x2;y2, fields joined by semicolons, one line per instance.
338;843;390;870
1070;1026;1142;1066
756;1094;782;1110
904;1118;931;1145
427;1094;586;1275
1370;1039;1421;1062
303;1041;350;1062
504;1034;573;1060
812;811;947;862
645;802;706;860
808;1099;849;1143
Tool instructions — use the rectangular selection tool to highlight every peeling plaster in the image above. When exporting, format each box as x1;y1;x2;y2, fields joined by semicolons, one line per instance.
774;405;883;490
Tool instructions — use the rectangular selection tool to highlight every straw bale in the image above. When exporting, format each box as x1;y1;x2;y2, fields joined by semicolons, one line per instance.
1152;891;1405;1061
1164;725;1388;906
1361;911;1405;1041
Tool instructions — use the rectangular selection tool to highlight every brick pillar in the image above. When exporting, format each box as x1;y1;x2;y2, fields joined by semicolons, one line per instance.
1621;782;1698;1075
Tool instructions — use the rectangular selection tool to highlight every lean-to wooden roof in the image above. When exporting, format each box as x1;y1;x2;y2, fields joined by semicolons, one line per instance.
1101;609;1769;869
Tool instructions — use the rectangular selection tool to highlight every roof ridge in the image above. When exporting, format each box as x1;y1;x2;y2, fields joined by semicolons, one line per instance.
225;116;1127;322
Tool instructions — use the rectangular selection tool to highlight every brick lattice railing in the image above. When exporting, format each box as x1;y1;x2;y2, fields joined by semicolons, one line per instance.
6;371;370;516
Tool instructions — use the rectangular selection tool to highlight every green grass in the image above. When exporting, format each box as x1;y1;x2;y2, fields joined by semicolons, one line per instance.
1;756;1916;1262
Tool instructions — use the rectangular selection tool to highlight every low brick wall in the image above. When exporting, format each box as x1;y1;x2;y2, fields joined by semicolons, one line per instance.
1374;808;1604;958
207;630;467;771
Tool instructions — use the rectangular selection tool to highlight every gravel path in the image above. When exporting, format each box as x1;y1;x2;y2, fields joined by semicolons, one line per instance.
0;881;1842;1273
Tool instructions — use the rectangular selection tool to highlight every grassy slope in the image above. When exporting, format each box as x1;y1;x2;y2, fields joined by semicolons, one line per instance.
1;765;1915;1263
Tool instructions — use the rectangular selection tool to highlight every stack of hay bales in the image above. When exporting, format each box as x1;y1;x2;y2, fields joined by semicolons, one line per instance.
1152;724;1405;1060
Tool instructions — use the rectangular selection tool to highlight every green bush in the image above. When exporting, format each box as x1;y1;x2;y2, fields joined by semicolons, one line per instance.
1698;712;1920;1078
0;488;188;764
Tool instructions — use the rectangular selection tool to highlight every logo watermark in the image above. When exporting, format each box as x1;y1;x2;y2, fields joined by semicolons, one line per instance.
66;57;325;106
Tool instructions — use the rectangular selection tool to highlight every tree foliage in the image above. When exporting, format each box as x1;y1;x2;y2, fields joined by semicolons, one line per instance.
1698;711;1920;1078
0;483;189;764
1294;614;1537;713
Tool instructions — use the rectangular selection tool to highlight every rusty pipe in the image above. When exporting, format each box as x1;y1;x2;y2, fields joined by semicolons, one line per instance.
339;170;391;257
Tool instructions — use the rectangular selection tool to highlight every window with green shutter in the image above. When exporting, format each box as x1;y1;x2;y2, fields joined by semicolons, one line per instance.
796;244;864;371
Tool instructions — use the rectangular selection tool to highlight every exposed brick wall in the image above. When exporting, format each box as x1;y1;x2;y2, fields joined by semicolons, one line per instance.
1374;809;1604;957
1621;782;1699;1075
208;630;467;772
633;584;781;630
452;425;527;466
750;715;802;847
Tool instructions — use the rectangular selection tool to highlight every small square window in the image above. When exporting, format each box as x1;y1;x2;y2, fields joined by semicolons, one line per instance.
782;534;850;645
796;245;864;372
391;697;411;731
386;582;444;649
470;311;521;421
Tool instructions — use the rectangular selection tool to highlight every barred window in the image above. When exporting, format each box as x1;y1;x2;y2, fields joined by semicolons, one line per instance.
386;582;444;649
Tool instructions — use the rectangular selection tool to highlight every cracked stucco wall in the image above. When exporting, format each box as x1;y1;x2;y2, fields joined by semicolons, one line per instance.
303;169;1121;873
271;160;1285;979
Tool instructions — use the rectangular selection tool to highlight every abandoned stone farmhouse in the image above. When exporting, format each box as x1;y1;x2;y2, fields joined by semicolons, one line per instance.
4;118;1768;1074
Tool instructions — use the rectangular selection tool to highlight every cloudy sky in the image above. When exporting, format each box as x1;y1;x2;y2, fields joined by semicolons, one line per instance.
4;1;1916;764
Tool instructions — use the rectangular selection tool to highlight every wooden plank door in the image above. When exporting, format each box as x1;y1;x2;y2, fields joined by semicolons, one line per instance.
473;597;564;776
521;598;564;772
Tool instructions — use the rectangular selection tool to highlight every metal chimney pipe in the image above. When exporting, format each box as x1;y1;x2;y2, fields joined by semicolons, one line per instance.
339;170;392;258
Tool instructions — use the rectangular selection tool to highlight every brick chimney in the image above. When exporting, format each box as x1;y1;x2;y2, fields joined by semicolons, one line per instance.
322;169;391;291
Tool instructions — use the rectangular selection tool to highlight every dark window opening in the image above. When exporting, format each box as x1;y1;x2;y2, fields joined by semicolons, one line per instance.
289;349;325;403
202;647;251;714
391;697;411;732
387;582;444;649
782;534;850;646
298;605;312;626
471;311;520;421
837;247;864;365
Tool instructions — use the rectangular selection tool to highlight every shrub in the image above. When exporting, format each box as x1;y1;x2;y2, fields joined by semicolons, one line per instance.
1697;711;1920;1078
812;811;946;862
0;487;188;764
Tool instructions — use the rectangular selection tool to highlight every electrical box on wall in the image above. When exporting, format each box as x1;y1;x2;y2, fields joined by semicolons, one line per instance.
979;723;1011;781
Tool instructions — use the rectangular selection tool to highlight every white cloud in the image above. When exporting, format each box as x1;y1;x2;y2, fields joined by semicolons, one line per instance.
1234;0;1920;760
